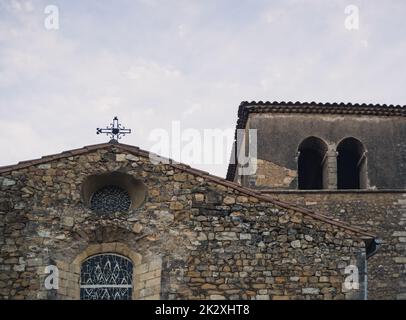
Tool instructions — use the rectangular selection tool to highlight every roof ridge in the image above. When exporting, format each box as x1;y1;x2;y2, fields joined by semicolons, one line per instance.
239;100;406;108
0;142;112;173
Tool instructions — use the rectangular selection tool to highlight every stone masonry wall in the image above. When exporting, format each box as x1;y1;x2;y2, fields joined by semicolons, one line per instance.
248;113;406;189
263;191;406;300
0;145;370;300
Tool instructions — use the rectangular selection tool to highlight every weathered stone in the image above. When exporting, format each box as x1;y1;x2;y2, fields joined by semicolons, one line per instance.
236;196;248;203
116;154;126;162
302;288;320;295
125;154;139;161
240;233;251;240
278;214;289;224
194;194;205;202
392;231;406;237
169;202;184;210
394;257;406;264
291;240;301;248
197;233;207;241
37;230;50;238
37;164;51;169
132;223;143;233
201;283;216;290
173;174;187;182
14;203;25;210
2;178;16;187
215;232;238;241
62;217;74;227
305;235;313;242
26;259;42;267
13;264;25;272
272;295;290;300
291;213;302;224
223;196;235;205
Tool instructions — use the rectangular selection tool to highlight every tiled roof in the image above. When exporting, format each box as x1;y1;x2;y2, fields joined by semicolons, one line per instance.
0;141;376;240
0;143;114;174
226;101;406;181
239;100;405;117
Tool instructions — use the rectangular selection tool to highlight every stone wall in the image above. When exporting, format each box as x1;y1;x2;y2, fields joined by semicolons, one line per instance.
262;190;406;299
241;113;406;189
0;145;372;300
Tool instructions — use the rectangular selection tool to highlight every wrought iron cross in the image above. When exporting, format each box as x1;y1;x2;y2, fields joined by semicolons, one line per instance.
96;117;131;142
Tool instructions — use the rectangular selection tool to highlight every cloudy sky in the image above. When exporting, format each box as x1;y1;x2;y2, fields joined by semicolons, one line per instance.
0;0;405;177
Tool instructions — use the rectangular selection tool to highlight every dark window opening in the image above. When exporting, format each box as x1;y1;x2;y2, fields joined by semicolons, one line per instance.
337;137;366;189
298;137;328;190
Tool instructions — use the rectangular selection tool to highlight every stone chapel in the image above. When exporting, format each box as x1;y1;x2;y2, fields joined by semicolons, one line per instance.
0;101;404;300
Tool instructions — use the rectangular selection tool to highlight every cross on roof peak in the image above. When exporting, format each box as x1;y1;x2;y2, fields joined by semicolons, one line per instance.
96;116;131;143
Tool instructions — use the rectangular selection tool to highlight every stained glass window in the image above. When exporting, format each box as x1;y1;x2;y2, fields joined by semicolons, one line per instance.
90;185;131;213
80;254;133;300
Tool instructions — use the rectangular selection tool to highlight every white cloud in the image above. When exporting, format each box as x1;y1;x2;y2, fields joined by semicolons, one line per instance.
124;61;182;81
8;0;33;12
182;103;201;117
0;120;60;164
0;1;406;177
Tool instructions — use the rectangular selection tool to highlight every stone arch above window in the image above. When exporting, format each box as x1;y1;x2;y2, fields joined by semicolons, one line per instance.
81;172;148;213
337;137;367;189
297;136;329;190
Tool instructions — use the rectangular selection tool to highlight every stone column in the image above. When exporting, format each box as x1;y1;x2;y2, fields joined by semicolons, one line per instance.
325;150;337;190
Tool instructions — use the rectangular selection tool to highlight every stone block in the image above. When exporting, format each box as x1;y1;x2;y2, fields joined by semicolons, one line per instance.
291;240;301;248
62;217;74;228
145;277;161;288
302;288;320;295
116;154;126;162
223;196;236;205
215;232;238;241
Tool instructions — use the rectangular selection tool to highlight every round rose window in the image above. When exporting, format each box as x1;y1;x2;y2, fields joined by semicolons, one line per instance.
90;185;131;213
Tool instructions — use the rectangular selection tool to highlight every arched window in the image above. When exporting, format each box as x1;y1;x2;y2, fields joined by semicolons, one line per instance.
337;137;367;189
298;137;328;190
80;254;133;300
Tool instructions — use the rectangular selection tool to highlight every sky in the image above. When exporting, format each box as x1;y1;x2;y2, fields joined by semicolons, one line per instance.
0;0;405;177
